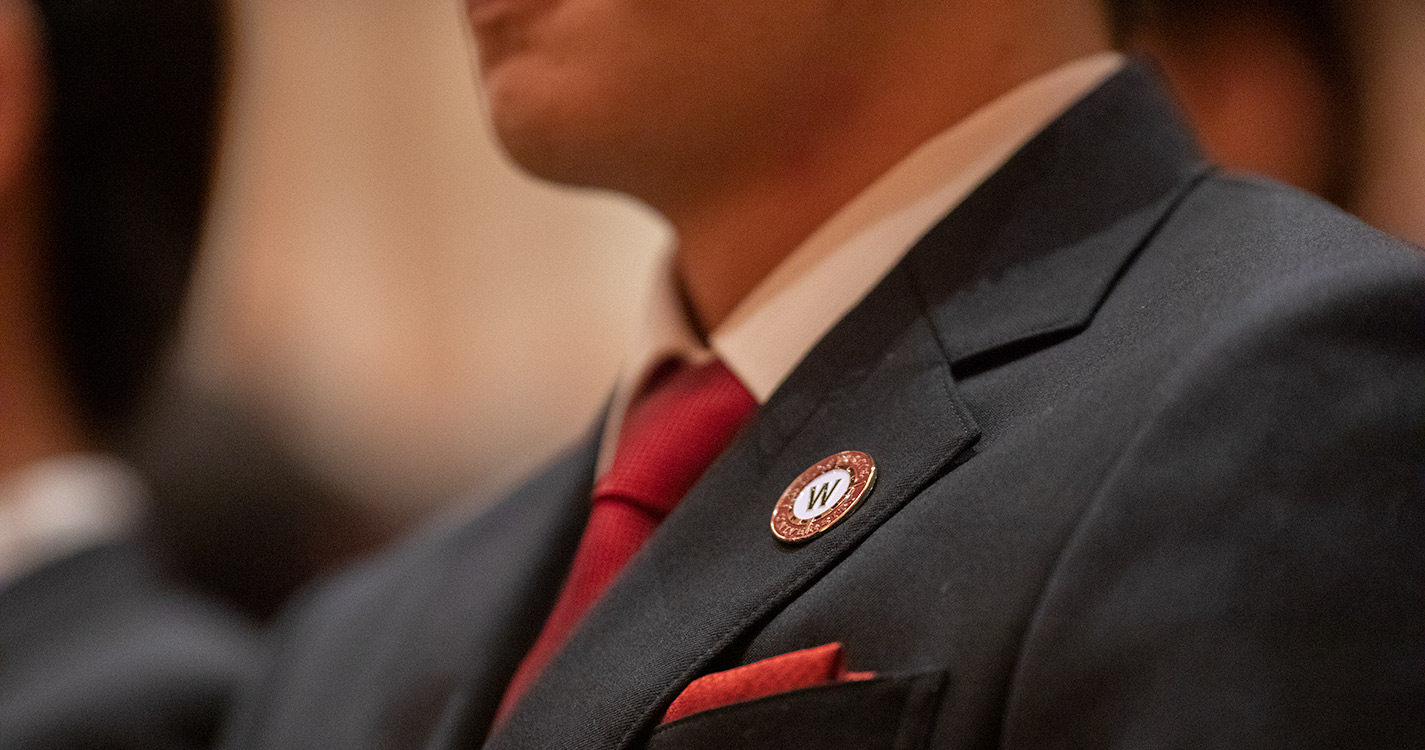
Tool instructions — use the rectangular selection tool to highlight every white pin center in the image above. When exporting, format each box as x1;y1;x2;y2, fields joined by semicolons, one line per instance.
791;468;853;520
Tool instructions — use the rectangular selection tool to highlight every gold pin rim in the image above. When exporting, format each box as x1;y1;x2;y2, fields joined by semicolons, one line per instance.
770;450;876;544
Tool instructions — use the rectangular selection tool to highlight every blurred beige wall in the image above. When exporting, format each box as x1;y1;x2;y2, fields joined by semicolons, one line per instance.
185;0;669;516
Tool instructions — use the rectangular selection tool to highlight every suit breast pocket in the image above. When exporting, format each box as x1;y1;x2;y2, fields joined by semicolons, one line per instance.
645;671;946;750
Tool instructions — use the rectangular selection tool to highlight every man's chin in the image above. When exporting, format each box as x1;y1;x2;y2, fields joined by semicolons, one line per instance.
481;84;563;173
482;92;664;198
490;125;606;189
482;118;613;192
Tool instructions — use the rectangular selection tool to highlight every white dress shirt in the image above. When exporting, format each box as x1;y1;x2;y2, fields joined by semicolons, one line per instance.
599;53;1125;474
0;454;145;587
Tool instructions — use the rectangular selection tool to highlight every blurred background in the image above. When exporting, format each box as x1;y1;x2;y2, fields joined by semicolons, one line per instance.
130;0;669;617
187;0;668;516
103;0;1425;619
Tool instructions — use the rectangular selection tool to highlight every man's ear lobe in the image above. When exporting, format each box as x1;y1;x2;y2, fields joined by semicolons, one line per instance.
0;0;47;202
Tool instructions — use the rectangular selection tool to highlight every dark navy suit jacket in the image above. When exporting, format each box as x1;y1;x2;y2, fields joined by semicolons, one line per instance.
0;541;256;749
221;64;1425;750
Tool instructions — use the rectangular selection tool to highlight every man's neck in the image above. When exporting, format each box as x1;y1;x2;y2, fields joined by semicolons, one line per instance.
662;10;1111;333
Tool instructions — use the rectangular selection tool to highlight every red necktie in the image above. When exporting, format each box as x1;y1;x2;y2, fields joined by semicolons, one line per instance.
494;358;756;725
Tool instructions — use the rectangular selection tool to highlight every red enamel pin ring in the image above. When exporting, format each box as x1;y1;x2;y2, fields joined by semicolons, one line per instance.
770;450;876;543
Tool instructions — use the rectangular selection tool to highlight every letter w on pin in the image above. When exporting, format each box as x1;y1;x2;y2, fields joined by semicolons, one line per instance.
808;479;842;511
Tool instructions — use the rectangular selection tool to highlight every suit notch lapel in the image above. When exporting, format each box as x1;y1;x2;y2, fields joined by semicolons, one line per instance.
905;62;1211;369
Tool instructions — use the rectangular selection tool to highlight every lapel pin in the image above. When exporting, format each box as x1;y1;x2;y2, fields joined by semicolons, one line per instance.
771;451;876;543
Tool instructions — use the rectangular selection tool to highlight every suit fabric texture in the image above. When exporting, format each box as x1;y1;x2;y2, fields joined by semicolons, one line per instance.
221;65;1425;750
0;541;257;750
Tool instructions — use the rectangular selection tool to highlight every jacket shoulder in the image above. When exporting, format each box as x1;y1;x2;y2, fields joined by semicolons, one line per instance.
222;439;595;749
1162;173;1424;279
1000;175;1425;747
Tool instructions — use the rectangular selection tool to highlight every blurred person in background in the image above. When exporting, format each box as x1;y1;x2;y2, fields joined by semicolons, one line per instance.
130;379;399;623
0;0;256;747
1346;0;1425;247
221;0;1425;746
1120;0;1425;247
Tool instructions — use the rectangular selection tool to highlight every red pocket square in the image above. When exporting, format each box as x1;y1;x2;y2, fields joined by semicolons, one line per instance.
661;642;875;724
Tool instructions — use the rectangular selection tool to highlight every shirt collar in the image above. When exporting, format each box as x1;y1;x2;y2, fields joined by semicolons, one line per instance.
600;52;1125;474
0;453;146;587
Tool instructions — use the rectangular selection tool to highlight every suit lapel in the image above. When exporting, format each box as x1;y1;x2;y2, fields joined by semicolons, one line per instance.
484;61;1209;750
420;436;598;750
902;63;1208;369
486;263;978;750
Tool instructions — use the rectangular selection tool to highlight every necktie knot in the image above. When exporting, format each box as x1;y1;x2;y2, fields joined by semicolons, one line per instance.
594;358;756;519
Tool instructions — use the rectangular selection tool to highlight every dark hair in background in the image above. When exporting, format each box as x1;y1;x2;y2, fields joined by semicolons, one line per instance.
31;0;225;441
1105;0;1351;73
1104;0;1360;205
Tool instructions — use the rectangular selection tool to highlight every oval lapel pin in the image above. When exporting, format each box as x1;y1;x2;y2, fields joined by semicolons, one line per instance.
771;451;876;543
